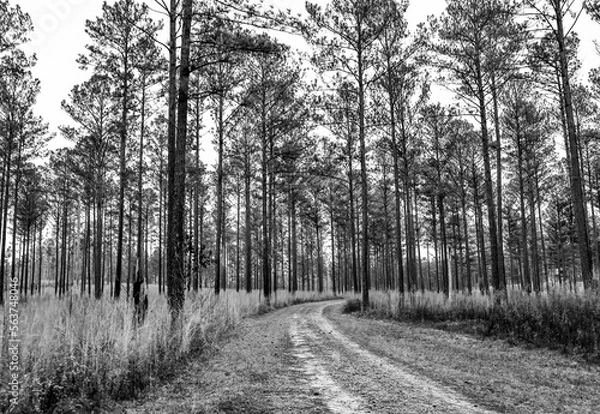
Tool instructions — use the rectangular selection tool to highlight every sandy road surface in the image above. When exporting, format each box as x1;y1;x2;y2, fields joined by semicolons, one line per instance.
125;300;600;413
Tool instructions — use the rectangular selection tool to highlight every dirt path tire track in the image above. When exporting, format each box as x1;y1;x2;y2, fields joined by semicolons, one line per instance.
125;300;600;414
290;302;494;413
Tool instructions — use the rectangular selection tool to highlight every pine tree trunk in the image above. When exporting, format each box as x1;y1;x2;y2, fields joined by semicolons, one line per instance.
115;38;130;300
529;186;540;292
236;180;241;292
316;220;323;293
158;156;163;295
215;94;225;295
31;222;36;296
518;149;531;292
431;196;439;292
134;78;147;321
167;0;191;317
536;179;549;290
330;190;336;294
245;159;252;293
193;92;200;292
401;114;416;291
60;199;68;297
358;46;370;309
492;76;507;289
475;59;501;292
555;4;593;288
127;204;132;299
0;123;14;304
438;194;449;295
94;196;103;299
461;188;472;294
55;209;60;296
288;189;293;293
9;140;23;294
261;90;271;305
292;193;298;292
387;69;404;295
348;147;359;294
38;223;43;295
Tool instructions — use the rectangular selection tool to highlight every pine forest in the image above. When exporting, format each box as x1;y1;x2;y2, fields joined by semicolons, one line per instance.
1;1;600;412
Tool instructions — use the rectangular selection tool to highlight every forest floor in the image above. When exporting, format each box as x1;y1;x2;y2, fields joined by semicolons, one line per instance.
122;300;600;413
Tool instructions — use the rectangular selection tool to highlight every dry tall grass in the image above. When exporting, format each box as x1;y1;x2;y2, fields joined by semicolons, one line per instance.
0;288;335;413
366;288;600;360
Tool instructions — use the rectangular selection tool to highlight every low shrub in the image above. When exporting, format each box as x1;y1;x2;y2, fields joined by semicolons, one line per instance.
257;303;271;315
342;298;362;314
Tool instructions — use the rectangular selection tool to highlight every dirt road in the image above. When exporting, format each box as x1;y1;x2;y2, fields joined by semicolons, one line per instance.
125;300;600;413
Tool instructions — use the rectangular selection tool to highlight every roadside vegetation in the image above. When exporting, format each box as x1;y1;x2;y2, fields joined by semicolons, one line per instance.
345;289;600;362
0;289;336;413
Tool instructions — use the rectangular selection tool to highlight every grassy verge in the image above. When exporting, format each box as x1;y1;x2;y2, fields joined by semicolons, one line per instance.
353;289;600;361
0;289;337;413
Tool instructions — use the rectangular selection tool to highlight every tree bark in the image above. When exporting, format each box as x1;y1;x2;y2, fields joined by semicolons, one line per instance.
115;32;130;300
492;75;507;288
215;93;225;295
357;42;370;309
245;154;252;293
167;0;191;317
554;3;593;287
475;58;501;292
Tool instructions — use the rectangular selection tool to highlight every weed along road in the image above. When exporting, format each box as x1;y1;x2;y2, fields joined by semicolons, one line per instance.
126;300;600;414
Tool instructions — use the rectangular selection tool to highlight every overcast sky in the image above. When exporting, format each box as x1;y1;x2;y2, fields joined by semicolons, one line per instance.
11;0;600;149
